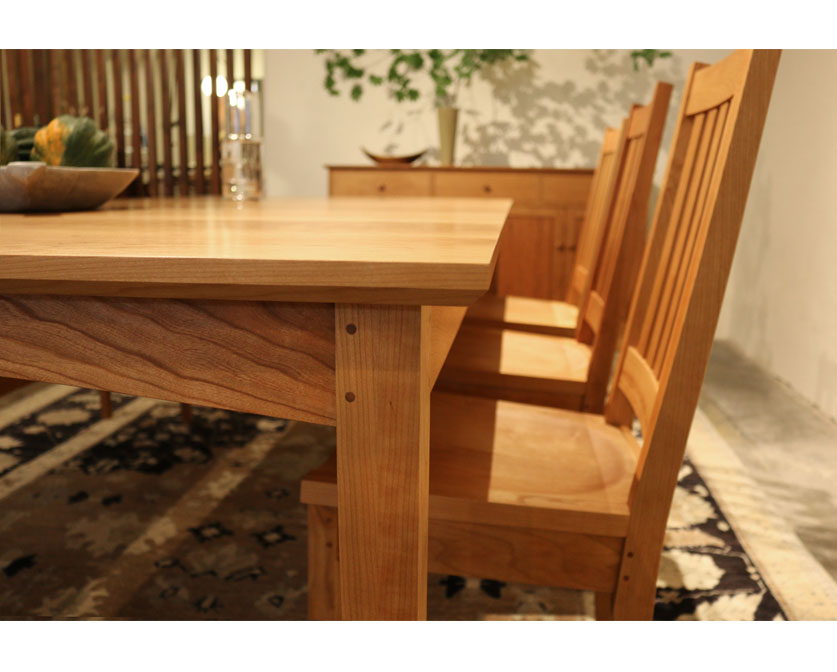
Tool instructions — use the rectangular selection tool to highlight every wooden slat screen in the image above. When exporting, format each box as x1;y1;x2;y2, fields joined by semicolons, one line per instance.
0;48;257;198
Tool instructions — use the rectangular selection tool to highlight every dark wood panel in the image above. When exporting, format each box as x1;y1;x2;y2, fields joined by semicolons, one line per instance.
0;295;337;426
208;49;220;194
192;49;205;194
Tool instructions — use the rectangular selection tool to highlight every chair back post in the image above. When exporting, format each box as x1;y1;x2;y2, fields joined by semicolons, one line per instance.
602;50;782;618
576;82;673;411
565;125;624;307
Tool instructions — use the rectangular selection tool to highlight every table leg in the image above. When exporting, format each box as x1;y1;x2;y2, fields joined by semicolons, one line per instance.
335;304;430;620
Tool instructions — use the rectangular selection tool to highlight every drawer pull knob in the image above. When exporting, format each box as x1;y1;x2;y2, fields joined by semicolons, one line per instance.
378;184;387;192
483;185;492;193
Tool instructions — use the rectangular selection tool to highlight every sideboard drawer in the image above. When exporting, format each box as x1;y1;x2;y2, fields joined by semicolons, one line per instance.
330;170;432;196
541;173;594;207
434;172;540;203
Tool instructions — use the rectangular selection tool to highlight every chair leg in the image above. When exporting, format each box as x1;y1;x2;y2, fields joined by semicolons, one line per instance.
595;591;614;620
307;505;341;620
99;391;113;419
179;403;192;424
611;555;658;619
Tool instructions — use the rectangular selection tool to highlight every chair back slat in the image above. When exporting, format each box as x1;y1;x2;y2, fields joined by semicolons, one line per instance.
208;49;221;195
0;53;4;127
81;50;95;118
604;50;781;484
143;49;159;197
95;50;109;132
585;125;640;309
49;50;62;119
33;50;50;126
64;50;79;115
159;50;175;197
127;50;142;194
5;50;22;127
18;50;34;125
191;49;206;194
175;50;190;197
244;50;253;91
565;126;622;306
649;102;730;376
112;50;127;169
226;49;235;95
576;82;672;410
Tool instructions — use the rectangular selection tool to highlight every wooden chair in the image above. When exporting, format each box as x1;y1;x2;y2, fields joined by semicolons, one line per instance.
1;49;256;419
467;124;624;338
301;50;781;620
436;82;672;414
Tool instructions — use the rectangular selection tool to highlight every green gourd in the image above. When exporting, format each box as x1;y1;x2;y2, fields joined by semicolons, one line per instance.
0;125;18;166
31;115;114;167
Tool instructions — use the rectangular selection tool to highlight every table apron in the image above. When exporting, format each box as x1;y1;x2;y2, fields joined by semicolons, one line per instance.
0;294;337;426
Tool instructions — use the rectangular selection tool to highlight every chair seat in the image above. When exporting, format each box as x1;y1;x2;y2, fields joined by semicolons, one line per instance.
466;294;578;337
435;323;592;408
301;391;639;537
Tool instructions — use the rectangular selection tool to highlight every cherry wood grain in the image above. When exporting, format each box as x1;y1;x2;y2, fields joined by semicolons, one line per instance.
96;50;109;132
49;50;62;119
191;50;205;195
0;197;511;305
305;505;624;620
303;391;637;538
208;49;221;195
465;294;578;337
143;49;159;197
175;50;190;197
335;304;431;620
127;50;142;196
308;505;341;620
244;50;252;91
81;50;94;118
113;50;126;169
428;306;468;387
19;50;34;125
0;295;337;425
159;50;175;197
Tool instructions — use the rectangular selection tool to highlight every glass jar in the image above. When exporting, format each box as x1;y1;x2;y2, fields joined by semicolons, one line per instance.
221;89;262;201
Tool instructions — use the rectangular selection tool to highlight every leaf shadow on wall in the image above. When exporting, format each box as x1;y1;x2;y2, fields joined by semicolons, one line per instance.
453;50;684;168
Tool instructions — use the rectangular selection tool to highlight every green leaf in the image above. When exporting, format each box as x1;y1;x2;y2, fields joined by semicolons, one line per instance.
350;84;363;101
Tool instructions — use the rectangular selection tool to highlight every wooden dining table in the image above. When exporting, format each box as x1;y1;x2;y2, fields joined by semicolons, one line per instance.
0;195;511;620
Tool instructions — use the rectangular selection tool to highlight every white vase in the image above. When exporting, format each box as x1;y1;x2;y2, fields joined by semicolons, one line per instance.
437;107;459;166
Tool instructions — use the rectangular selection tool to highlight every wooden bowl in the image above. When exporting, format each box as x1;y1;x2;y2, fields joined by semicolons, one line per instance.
362;148;427;166
0;162;139;212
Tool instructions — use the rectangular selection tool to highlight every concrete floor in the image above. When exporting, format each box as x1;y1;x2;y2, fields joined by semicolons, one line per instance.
700;341;837;583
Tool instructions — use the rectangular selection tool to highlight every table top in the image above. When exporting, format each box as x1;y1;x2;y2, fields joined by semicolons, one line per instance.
0;196;512;305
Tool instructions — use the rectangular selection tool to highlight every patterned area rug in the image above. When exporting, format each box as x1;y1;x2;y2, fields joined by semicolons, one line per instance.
0;384;801;619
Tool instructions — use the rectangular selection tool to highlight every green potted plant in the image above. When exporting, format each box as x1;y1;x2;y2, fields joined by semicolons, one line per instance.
317;49;530;166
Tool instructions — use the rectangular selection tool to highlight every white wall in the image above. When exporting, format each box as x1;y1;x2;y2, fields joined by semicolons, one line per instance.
716;50;837;420
262;49;730;197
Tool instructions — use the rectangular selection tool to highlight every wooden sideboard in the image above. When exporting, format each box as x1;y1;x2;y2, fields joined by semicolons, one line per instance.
328;166;594;300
